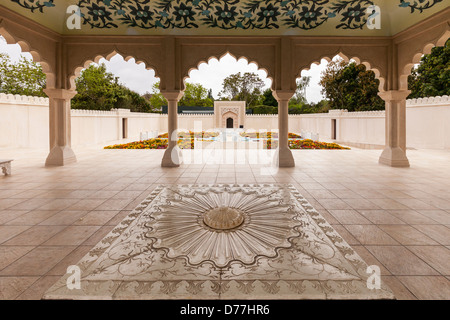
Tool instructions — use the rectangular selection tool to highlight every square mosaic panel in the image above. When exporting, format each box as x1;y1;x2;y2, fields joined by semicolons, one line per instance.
43;184;394;300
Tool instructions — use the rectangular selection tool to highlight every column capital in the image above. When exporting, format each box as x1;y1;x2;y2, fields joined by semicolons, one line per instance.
272;90;295;101
378;90;410;101
43;89;77;100
161;90;184;101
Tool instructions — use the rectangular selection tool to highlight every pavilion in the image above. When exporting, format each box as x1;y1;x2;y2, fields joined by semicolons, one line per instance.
0;0;448;168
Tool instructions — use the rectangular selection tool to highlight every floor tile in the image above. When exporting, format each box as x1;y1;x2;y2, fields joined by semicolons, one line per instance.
344;225;399;245
397;276;450;300
412;225;450;245
42;226;101;246
378;225;439;245
0;246;76;276
366;246;439;276
0;277;38;299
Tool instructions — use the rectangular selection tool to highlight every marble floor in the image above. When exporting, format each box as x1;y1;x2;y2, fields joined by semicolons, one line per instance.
0;146;449;299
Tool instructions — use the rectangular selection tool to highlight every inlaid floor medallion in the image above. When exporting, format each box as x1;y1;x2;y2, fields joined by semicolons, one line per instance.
43;184;394;300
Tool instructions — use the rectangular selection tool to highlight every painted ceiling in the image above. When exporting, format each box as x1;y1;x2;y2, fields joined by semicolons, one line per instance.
1;0;448;36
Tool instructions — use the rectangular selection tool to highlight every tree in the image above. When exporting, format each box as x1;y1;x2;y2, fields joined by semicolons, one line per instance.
0;53;46;97
219;72;265;107
319;58;384;111
72;63;153;112
290;76;311;105
179;82;213;107
408;40;450;99
147;82;167;110
261;88;277;107
207;88;214;100
72;63;119;110
115;85;152;113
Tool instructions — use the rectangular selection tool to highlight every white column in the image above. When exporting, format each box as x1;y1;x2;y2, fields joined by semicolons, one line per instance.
273;90;295;168
161;90;184;167
44;89;77;166
378;90;410;167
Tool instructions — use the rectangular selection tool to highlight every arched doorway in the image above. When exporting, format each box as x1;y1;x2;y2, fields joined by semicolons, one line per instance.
226;117;233;128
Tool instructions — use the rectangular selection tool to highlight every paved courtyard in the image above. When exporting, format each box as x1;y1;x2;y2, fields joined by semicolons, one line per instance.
0;146;449;299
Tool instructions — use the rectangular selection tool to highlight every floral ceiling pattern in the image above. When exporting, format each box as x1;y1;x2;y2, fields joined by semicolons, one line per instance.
9;0;444;30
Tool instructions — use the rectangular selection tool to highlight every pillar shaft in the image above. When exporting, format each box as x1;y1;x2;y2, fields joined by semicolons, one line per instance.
378;90;410;167
44;89;77;166
273;90;295;168
161;91;184;167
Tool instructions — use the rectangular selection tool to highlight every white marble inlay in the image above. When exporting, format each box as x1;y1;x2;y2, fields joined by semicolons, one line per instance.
43;184;394;300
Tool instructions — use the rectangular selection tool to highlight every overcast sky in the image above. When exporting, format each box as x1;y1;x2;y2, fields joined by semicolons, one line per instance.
0;36;327;103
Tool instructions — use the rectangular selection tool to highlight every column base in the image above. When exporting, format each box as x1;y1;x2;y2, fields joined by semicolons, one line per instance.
274;147;295;168
161;146;182;167
45;146;77;166
379;147;410;168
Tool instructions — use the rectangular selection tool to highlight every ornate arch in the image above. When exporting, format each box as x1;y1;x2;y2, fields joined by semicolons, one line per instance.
182;50;273;91
398;31;449;91
0;19;56;88
179;38;277;91
68;49;162;91
293;43;388;92
64;39;164;91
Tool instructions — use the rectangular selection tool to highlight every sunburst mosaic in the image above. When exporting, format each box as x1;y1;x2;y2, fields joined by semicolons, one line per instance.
43;184;394;300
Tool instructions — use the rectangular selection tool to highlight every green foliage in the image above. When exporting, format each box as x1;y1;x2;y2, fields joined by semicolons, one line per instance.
72;63;153;112
408;41;450;99
261;89;277;107
249;105;278;114
0;53;46;97
219;72;265;107
319;58;384;111
290;76;311;105
147;82;167;110
72;64;120;111
289;100;330;114
180;82;213;107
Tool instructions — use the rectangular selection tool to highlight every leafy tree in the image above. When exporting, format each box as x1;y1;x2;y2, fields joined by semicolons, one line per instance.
290;76;311;105
207;88;214;100
180;82;213;107
72;63;153;112
0;53;46;97
147;82;167;110
319;58;384;111
115;85;152;113
249;105;278;114
72;63;120;110
288;100;330;114
261;88;277;107
219;72;265;107
408;40;450;99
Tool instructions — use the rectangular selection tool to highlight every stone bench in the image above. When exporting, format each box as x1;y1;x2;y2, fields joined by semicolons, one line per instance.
0;159;13;175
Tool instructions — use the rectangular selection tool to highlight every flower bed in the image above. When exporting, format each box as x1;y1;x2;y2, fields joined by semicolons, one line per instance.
239;132;302;139
105;138;349;150
157;131;219;139
104;138;198;150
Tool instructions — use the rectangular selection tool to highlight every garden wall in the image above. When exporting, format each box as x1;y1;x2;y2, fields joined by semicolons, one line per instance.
0;93;449;150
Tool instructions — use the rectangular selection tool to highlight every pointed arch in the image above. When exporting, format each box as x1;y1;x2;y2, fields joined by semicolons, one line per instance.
183;51;274;92
398;31;449;91
68;49;162;91
297;51;386;93
0;25;55;88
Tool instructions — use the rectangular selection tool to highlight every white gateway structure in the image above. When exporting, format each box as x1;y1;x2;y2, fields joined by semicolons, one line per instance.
214;101;246;129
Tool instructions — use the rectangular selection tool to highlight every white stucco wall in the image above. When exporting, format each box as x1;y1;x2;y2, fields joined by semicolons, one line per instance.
0;93;49;149
0;94;449;150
